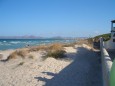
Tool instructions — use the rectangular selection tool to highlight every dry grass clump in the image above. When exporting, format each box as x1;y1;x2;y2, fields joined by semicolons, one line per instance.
6;43;66;61
45;43;66;59
29;43;66;59
86;38;94;47
49;43;63;51
63;42;77;47
46;50;66;59
7;49;28;61
29;43;64;50
29;45;48;52
87;38;93;44
17;50;28;58
18;61;25;66
28;54;34;59
5;39;95;61
7;51;18;60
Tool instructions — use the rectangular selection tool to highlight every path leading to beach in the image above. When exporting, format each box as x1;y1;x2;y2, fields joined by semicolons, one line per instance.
0;44;102;86
37;45;102;86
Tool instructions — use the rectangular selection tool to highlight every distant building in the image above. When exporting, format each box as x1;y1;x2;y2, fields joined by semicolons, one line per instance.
104;20;115;50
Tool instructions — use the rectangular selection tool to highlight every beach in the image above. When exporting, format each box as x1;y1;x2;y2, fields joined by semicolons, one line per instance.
0;44;102;86
0;39;76;50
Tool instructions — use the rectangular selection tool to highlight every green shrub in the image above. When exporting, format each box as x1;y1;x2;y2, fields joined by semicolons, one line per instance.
46;50;66;59
18;62;25;66
28;54;34;59
94;33;111;42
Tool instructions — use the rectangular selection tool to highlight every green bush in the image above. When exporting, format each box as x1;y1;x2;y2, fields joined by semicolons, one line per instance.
94;33;111;42
28;54;34;59
18;62;25;66
46;50;66;59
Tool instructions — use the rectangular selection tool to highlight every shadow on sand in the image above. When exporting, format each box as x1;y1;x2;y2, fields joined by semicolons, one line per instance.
35;47;102;86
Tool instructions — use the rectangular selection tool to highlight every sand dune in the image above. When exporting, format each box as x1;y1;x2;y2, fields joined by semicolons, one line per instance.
0;44;102;86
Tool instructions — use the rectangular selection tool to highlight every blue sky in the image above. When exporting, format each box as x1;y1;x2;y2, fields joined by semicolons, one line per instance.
0;0;115;37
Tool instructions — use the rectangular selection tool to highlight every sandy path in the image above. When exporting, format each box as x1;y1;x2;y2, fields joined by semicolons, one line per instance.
0;45;102;86
37;45;102;86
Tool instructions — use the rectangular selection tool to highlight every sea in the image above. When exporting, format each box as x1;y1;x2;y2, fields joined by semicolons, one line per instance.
0;39;77;50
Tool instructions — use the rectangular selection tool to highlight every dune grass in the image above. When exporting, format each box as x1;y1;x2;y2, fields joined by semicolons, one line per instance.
7;43;66;61
29;45;48;52
7;49;28;61
46;43;66;59
46;50;66;59
28;54;34;59
18;61;25;66
6;40;92;61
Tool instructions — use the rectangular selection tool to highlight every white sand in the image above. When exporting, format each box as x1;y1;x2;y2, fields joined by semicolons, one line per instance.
0;44;102;86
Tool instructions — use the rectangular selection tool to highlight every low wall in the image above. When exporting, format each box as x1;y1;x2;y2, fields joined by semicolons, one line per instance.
100;37;112;86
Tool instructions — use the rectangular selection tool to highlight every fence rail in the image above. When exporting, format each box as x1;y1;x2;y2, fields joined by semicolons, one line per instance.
100;37;112;86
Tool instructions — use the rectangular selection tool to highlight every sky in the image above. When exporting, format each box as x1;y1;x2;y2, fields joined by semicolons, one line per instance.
0;0;115;37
